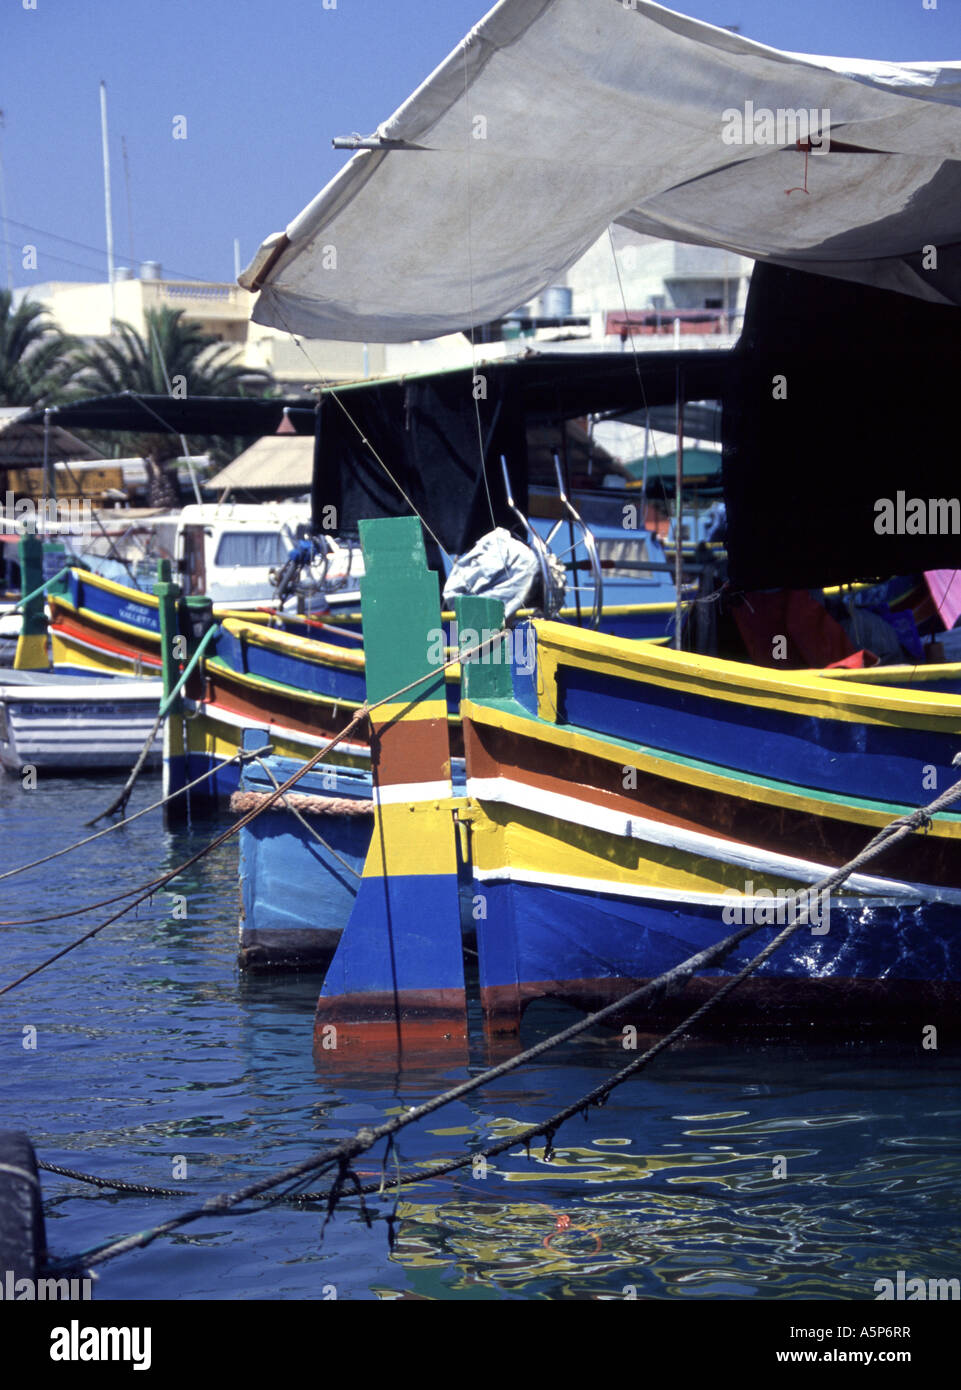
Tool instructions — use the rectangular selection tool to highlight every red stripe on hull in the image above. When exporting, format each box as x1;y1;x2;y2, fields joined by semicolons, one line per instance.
481;976;961;1036
464;719;961;890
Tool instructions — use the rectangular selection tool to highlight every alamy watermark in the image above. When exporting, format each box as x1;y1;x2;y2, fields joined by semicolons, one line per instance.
1;493;92;538
427;621;535;674
721;101;831;152
50;1321;151;1371
874;491;959;535
875;1271;959;1300
721;882;830;935
1;1269;93;1300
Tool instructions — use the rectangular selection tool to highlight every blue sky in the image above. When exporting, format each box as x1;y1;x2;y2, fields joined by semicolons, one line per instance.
2;0;959;288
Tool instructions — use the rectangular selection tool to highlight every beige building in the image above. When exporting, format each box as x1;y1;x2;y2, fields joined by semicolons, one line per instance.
16;231;753;389
17;273;250;345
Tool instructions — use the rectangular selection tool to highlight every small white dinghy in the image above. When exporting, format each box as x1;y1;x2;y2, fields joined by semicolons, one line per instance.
0;670;161;772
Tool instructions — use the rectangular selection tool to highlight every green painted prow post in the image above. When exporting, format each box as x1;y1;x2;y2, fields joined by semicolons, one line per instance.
453;594;513;703
13;525;49;671
314;515;469;1061
156;559;187;824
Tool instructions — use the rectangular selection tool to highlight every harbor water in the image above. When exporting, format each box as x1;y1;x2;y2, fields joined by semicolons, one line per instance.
2;770;959;1301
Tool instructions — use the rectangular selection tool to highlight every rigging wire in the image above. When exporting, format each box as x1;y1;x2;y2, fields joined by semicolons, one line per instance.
0;746;271;885
42;759;961;1271
267;302;453;564
3;215;208;282
461;38;508;560
607;225;661;465
252;755;362;882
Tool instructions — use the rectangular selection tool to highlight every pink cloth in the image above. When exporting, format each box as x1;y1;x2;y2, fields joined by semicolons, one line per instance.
924;570;961;632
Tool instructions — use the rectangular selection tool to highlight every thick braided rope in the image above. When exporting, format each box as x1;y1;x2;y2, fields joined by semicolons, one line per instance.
228;790;373;817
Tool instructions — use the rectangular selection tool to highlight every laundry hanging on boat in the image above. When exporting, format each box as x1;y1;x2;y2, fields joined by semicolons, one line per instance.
442;528;542;618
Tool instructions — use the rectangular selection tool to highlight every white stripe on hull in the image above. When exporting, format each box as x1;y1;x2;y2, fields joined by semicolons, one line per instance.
467;776;961;906
0;692;161;770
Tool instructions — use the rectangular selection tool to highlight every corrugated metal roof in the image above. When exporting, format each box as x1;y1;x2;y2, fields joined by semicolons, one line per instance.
206;434;313;493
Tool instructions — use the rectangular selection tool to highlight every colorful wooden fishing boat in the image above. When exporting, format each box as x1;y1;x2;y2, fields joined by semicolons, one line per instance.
222;0;961;1046
0;669;162;773
0;533;164;773
304;518;961;1049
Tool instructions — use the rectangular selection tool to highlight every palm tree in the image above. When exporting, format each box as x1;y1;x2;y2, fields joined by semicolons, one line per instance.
0;289;78;407
73;306;273;504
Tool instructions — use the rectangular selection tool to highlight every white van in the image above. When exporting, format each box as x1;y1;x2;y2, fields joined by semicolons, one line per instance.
174;503;363;608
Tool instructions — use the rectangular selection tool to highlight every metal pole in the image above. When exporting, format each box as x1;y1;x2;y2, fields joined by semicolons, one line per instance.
640;418;650;530
122;134;135;272
147;318;203;505
13;522;48;670
674;368;684;651
42;407;52;502
99;81;116;324
559;427;582;628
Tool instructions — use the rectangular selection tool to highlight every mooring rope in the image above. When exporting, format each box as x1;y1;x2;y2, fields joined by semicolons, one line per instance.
37;1162;194;1199
85;622;223;827
0;744;274;885
8;564;73;615
228;789;373;817
248;756;366;882
0;631;506;990
40;762;961;1269
0;728;358;989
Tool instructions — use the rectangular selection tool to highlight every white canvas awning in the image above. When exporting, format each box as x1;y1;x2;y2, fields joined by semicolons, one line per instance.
241;0;961;342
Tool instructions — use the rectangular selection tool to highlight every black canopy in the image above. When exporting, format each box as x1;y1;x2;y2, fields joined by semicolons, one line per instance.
723;262;961;590
16;392;316;437
313;270;961;590
311;348;732;558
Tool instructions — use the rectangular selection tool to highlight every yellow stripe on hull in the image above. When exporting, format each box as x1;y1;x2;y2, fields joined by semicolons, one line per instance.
362;800;466;879
183;705;369;773
468;798;805;898
13;632;48;671
68;569;160;608
222;616;366;672
50;629;157;676
534;619;961;731
372;697;449;724
822;662;961;686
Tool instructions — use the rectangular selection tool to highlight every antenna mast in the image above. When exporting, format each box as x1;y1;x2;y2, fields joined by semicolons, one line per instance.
99;81;116;323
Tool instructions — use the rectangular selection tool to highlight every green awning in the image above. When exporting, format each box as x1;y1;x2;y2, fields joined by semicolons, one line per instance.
624;448;721;482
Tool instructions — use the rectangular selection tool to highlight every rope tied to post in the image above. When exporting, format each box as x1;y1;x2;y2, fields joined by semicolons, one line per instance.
0;629;510;980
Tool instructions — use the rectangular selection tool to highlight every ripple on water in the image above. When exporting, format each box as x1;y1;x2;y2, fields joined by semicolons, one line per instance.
1;772;960;1298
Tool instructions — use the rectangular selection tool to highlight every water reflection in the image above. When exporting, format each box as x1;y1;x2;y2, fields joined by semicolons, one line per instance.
2;772;960;1300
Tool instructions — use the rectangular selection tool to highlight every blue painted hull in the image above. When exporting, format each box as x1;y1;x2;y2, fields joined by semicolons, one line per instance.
475;878;961;1032
213;627;368;706
238;758;373;970
61;569;161;634
559;663;961;805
